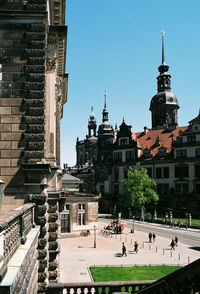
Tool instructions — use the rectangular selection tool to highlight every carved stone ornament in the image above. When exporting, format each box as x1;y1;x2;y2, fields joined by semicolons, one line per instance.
46;57;57;71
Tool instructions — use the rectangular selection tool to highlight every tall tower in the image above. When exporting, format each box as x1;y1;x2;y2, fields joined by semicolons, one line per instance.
88;105;97;137
150;30;179;129
97;93;114;162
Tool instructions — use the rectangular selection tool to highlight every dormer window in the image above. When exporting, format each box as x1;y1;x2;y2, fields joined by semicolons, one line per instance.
158;146;167;157
143;147;152;159
120;138;128;146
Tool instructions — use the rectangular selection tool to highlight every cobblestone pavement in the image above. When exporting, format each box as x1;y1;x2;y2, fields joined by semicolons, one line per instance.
58;220;200;283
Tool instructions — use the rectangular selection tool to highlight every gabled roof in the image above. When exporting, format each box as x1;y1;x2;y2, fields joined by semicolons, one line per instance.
189;112;200;125
62;173;83;184
132;126;188;158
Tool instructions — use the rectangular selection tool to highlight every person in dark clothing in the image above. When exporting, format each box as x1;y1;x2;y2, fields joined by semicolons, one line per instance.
122;242;127;256
175;236;178;246
153;233;156;243
149;232;152;243
134;241;138;253
170;239;175;250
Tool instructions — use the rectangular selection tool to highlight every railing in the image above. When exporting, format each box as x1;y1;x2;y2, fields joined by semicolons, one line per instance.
0;203;35;281
46;281;154;294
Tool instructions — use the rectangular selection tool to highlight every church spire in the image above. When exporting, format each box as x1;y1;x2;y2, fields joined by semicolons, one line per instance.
158;30;169;75
104;90;107;108
161;29;165;64
102;91;108;122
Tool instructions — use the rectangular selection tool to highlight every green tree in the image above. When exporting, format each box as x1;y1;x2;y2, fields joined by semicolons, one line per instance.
122;164;159;214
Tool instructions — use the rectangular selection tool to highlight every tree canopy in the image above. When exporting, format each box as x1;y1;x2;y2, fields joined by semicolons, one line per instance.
122;164;159;213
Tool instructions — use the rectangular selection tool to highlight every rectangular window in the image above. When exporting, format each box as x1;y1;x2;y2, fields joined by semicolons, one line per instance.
99;171;105;181
175;183;188;194
146;167;152;178
163;183;169;194
114;168;119;181
183;183;189;194
126;151;134;162
175;165;189;178
78;203;86;226
196;148;200;157
195;165;200;178
187;135;196;143
196;184;200;194
114;152;122;163
120;138;128;146
100;185;104;194
176;149;187;158
156;167;162;178
114;184;119;194
61;213;70;233
157;184;162;194
163;167;169;178
157;183;169;194
175;184;181;194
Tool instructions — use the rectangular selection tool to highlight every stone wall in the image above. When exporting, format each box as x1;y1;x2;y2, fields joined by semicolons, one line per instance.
0;3;47;197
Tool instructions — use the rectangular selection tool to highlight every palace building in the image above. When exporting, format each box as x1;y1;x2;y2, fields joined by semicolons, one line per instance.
75;33;200;217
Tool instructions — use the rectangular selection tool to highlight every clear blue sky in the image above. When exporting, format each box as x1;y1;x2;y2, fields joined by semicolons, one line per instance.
61;0;200;166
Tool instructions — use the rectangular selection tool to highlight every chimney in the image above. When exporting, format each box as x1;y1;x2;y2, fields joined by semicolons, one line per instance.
144;126;149;135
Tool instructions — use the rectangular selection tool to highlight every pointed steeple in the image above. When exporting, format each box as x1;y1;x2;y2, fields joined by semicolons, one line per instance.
161;29;165;64
104;90;107;108
149;30;179;129
158;29;169;76
102;91;108;122
88;105;96;137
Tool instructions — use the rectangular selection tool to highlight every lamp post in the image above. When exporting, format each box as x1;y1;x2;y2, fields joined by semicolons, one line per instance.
185;213;188;230
93;225;96;248
132;216;135;234
128;207;130;219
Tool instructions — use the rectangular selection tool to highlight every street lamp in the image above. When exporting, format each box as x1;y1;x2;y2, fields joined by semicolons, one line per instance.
93;225;96;248
132;216;135;234
185;213;188;230
128;207;130;219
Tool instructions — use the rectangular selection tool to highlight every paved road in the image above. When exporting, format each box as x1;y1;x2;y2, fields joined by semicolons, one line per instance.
99;216;200;247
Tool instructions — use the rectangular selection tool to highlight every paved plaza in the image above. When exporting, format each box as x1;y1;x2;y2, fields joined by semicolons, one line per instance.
58;220;200;283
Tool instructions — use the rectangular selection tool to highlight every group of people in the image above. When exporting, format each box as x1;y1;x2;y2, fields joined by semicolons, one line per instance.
104;220;124;234
148;232;156;243
122;241;139;256
170;236;178;250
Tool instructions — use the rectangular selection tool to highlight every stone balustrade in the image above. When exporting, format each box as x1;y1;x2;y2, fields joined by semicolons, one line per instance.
46;281;153;294
0;203;35;281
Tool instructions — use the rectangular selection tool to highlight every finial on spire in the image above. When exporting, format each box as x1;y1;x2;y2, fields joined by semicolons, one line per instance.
104;90;107;108
161;29;166;64
123;117;125;123
91;105;94;113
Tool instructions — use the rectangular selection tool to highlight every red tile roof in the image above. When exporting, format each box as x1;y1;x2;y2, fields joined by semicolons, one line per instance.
132;126;188;159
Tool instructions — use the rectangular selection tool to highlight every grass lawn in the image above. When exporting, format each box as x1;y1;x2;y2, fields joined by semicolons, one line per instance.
90;265;182;282
156;217;200;228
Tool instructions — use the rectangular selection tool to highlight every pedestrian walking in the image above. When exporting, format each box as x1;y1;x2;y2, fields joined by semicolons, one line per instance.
134;241;138;253
153;232;156;243
175;236;178;247
122;242;127;256
170;239;175;250
149;232;152;243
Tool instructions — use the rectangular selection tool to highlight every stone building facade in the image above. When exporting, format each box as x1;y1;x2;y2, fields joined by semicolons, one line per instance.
75;34;200;217
0;0;68;292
